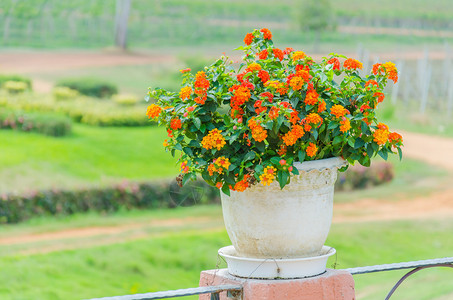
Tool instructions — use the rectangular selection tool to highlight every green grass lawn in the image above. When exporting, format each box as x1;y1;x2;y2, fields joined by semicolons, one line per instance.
0;124;178;194
0;206;452;300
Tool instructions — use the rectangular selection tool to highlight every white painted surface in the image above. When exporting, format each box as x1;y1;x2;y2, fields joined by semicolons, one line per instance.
221;157;347;258
219;245;336;279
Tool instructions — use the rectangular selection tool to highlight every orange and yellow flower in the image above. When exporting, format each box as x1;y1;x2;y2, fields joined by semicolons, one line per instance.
289;76;304;91
244;32;254;45
373;126;389;145
282;124;304;146
201;129;226;150
340;119;351;132
179;86;192;101
248;118;268;142
343;58;363;70
170;118;182;130
260;166;277;186
382;62;398;83
146;104;162;119
304;90;319;105
305;113;323;126
389;132;403;144
247;62;262;72
260;28;272;40
330;104;348;118
234;175;250;192
306;142;318;158
292;51;306;61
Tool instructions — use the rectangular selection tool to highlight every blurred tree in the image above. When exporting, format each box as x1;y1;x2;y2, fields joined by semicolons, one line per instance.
298;0;335;52
115;0;131;50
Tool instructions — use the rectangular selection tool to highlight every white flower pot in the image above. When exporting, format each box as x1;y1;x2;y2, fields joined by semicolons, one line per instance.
220;157;347;259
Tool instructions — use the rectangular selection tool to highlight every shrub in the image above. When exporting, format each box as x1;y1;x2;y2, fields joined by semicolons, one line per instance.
0;180;220;224
113;94;139;106
335;161;394;191
3;81;28;94
53;86;79;101
0;108;72;137
56;77;118;98
0;93;151;127
0;75;32;90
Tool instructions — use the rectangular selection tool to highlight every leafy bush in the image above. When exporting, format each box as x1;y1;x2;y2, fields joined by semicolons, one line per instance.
53;86;79;101
0;180;220;224
113;94;139;106
0;93;151;127
0;108;72;137
0;75;32;90
56;77;118;98
336;161;394;190
3;81;28;94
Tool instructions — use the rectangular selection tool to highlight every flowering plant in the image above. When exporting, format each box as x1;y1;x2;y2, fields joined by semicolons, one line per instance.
146;28;403;195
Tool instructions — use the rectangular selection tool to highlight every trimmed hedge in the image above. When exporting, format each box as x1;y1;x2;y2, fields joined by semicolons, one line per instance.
0;180;220;224
56;77;118;98
336;161;394;190
0;108;72;137
0;94;151;127
0;75;32;90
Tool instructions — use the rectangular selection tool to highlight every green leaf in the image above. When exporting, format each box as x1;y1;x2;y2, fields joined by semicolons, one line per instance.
277;170;289;189
182;173;192;185
174;143;183;151
183;147;193;156
270;156;281;165
228;164;237;172
255;141;265;152
298;150;306;162
200;123;206;133
347;138;355;148
354;138;365;149
291;167;299;175
221;184;230;196
397;147;403;160
193;118;201;129
255;164;264;174
244;151;256;162
378;149;388;160
328;122;338;130
333;136;343;145
189;140;200;147
367;144;374;158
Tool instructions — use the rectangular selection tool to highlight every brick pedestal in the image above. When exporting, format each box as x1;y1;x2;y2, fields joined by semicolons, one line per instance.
199;269;355;300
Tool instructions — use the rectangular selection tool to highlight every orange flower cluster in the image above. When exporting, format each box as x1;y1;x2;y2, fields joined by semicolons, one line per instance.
201;129;226;150
230;85;251;118
318;99;327;113
292;51;306;61
327;58;340;70
288;109;300;124
246;62;262;72
170;118;182;130
257;49;268;60
146;104;162;119
179;86;192;101
194;71;210;105
180;68;191;73
269;106;280;120
289;76;304;91
260;166;277;186
330;104;348;118
388;132;403;144
277;143;287;156
248;118;267;142
374;92;385;104
282;124;304;146
260;92;274;102
234;175;250;192
260;28;272;40
254;100;266;114
365;80;378;88
208;156;231;175
340;119;351;132
305;113;323;126
272;48;284;61
258;70;270;84
382;62;398;83
306;142;318;158
304;90;319;105
343;58;363;70
373;123;390;145
244;32;254;45
372;63;382;75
